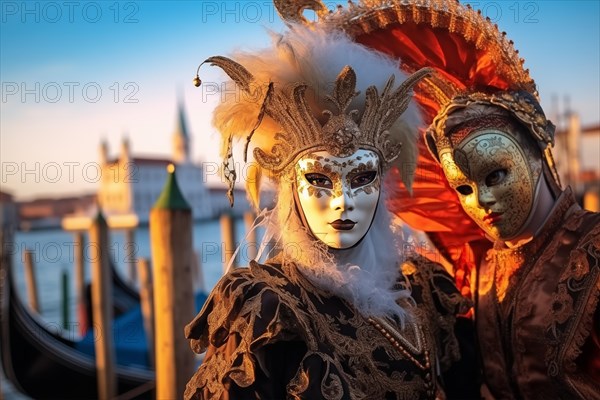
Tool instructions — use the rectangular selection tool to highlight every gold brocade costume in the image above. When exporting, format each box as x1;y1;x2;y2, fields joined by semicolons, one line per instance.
476;188;600;399
184;255;469;400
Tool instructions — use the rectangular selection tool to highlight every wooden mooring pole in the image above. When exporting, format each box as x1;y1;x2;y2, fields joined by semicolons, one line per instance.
126;228;137;285
150;165;195;399
74;231;88;336
220;213;236;272
61;270;69;330
89;211;116;400
23;249;40;313
137;257;155;369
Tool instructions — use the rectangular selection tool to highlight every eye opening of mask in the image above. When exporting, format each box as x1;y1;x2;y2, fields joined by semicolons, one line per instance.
305;172;333;189
456;185;473;196
350;170;378;188
485;169;508;186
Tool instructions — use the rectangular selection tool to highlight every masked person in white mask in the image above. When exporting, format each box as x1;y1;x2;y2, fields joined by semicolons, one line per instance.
184;26;478;400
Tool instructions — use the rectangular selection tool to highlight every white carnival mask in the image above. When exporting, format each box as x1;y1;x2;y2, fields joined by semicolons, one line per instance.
294;149;381;249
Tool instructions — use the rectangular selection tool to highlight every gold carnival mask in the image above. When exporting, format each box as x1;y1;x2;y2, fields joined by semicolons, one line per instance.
426;91;560;240
440;129;541;240
427;91;559;187
294;149;380;249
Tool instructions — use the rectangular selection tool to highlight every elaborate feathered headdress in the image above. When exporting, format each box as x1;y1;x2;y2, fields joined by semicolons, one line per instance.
271;0;555;280
194;27;430;208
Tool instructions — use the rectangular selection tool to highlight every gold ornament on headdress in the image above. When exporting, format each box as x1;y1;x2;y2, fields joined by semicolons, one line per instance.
195;55;431;205
429;91;555;148
426;90;561;189
273;0;537;101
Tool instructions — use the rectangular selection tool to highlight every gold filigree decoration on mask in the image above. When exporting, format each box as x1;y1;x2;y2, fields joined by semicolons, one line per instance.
346;160;379;196
295;152;381;199
449;131;538;241
426;91;561;190
197;56;431;176
295;160;340;198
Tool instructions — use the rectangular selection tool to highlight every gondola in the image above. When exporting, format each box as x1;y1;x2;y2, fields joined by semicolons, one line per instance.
110;262;142;315
78;261;142;336
0;258;155;399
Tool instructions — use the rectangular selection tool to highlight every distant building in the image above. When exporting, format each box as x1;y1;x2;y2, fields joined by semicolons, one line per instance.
18;194;96;230
553;114;599;211
554;115;600;194
579;124;600;186
97;101;248;223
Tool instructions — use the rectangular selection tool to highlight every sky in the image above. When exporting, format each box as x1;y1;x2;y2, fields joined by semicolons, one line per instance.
1;0;599;200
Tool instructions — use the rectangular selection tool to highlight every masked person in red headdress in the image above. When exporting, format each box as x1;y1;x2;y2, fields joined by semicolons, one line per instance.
271;1;599;398
425;90;600;399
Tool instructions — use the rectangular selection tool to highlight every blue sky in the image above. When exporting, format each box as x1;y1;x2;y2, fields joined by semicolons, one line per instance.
1;1;598;200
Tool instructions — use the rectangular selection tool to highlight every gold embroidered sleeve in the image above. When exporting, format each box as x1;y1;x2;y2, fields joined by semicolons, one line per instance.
556;211;600;385
184;263;305;399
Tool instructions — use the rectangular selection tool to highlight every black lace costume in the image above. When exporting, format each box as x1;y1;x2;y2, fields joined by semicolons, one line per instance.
185;255;472;400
